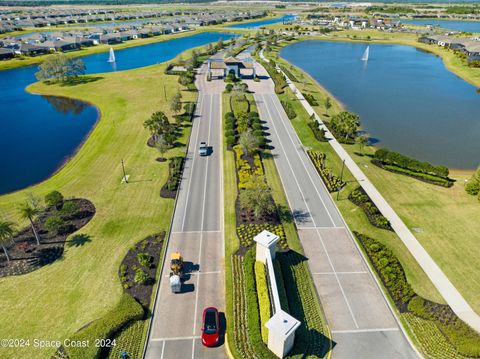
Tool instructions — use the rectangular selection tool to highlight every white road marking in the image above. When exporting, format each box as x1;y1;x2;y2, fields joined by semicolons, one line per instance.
171;230;221;234
151;335;201;342
313;271;368;275
332;328;399;334
192;93;214;341
315;228;360;329
163;271;222;278
160;339;165;359
181;93;206;232
267;94;338;227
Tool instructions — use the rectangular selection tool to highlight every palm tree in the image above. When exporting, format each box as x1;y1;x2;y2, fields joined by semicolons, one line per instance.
19;201;41;245
0;220;15;262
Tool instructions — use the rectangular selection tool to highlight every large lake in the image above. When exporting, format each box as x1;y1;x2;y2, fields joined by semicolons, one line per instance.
228;15;296;29
280;41;480;169
0;31;236;195
402;19;480;33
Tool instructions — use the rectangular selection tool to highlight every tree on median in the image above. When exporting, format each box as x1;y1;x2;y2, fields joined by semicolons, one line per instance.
239;175;275;219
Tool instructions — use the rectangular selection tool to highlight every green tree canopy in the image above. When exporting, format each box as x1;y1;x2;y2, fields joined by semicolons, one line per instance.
330;111;360;139
35;54;86;83
239;175;275;219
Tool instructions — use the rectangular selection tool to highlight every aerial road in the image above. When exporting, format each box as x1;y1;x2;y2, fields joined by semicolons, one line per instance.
144;62;226;359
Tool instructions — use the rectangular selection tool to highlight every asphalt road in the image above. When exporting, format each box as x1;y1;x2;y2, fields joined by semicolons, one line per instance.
250;61;418;359
145;64;226;359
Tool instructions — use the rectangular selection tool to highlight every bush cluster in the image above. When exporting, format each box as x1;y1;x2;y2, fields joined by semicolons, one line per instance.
224;111;236;147
278;65;298;82
162;157;184;192
303;93;319;106
65;293;144;359
280;100;296;120
45;190;64;210
354;232;414;308
307;151;345;192
465;166;480;198
263;60;287;94
374;148;450;179
254;262;271;344
307;118;327;142
349;187;392;230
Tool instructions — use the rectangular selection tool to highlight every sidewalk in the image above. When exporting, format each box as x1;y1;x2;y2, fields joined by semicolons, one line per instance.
259;49;480;333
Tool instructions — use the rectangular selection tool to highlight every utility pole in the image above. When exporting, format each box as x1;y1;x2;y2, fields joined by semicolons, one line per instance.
121;159;128;183
336;159;345;201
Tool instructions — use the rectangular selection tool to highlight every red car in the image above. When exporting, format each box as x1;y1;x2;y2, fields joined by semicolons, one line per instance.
201;307;220;347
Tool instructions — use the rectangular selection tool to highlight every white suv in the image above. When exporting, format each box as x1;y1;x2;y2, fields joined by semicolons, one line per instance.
199;142;208;156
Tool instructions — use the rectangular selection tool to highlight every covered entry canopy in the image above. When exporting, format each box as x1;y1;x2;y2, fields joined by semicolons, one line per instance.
208;56;255;78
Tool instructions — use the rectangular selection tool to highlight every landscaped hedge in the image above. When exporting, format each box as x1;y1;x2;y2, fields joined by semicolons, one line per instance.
66;293;144;359
160;156;184;198
244;250;277;359
273;260;290;312
307;119;327;142
349;187;392;230
255;261;271;344
307;150;345;192
280;100;297;119
303;93;319;106
376;162;454;187
408;296;480;357
279;65;298;82
263;60;287;94
354;232;414;310
374;148;451;182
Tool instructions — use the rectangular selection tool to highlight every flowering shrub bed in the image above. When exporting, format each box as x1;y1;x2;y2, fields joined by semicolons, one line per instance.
231;255;256;359
237;223;288;250
307;150;345;192
349;187;392;231
234;145;264;190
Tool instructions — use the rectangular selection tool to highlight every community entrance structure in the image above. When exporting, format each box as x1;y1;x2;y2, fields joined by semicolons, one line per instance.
208;56;256;79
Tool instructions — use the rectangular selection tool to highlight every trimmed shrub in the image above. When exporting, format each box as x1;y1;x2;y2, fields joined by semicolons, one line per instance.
134;268;149;284
60;200;79;217
303;93;319;106
307;150;345;192
45;190;64;210
374;148;450;179
349;187;392;230
255;261;271;344
307;119;327;142
226;135;236;147
137;253;153;268
44;215;65;234
66;293;144;359
160;156;184;197
354;232;414;309
280;100;296;119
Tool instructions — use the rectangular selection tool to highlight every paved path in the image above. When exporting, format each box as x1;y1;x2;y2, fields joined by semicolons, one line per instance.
144;63;227;359
249;56;418;359
266;51;480;334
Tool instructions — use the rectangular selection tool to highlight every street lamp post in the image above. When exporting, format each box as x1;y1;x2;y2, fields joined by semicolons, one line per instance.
336;159;346;201
121;159;128;183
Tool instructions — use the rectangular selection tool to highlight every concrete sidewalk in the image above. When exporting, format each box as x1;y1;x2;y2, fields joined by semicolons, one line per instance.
264;50;480;333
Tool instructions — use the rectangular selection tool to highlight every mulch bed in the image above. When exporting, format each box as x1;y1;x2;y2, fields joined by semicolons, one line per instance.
119;232;165;310
348;187;393;231
0;198;95;278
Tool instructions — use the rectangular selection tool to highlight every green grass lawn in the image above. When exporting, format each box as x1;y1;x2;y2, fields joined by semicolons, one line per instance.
0;59;196;358
272;50;480;312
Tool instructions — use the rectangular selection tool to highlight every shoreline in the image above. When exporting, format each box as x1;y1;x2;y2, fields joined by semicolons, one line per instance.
274;40;477;173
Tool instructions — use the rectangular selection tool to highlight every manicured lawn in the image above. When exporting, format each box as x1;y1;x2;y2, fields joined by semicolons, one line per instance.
0;59;196;358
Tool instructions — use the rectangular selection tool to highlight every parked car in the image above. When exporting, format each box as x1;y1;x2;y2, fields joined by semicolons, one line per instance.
201;307;220;347
199;141;208;156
